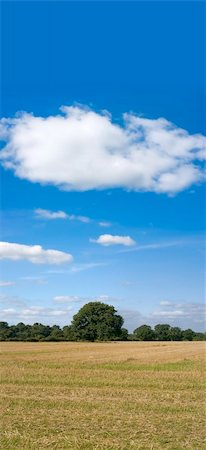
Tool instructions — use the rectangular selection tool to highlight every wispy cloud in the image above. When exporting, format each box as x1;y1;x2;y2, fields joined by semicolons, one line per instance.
34;208;91;223
119;301;206;332
118;238;203;254
0;280;16;287
46;261;108;275
0;294;27;308
34;208;111;227
159;300;173;306
20;276;48;285
70;262;108;273
53;294;114;305
151;301;206;324
34;209;68;220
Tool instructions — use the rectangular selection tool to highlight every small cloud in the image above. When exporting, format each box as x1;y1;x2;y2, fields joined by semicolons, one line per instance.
35;208;92;224
0;280;15;287
34;209;68;220
72;215;91;224
54;295;83;303
98;221;112;227
70;262;107;273
0;241;73;265
34;208;112;227
153;310;184;318
98;294;110;301
91;234;136;247
159;300;173;306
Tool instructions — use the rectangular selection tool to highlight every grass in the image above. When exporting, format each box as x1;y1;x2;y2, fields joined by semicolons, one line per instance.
0;341;205;449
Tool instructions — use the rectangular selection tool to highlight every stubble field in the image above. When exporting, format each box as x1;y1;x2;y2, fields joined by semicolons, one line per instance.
0;341;205;449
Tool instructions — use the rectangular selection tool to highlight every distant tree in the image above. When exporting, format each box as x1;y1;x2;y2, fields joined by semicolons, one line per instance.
154;324;171;341
182;329;195;341
133;324;155;341
118;327;129;341
63;325;77;341
192;332;206;341
47;325;64;341
0;321;9;330
31;323;51;340
13;322;31;341
0;322;11;340
71;302;125;341
169;326;183;341
0;320;204;342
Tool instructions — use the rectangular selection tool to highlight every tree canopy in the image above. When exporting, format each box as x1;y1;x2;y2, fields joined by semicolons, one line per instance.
133;324;156;341
70;302;126;341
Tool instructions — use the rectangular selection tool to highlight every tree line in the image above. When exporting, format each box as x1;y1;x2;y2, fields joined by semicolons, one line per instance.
0;302;205;341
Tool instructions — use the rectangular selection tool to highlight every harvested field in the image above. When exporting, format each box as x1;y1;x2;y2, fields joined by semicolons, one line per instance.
0;341;205;449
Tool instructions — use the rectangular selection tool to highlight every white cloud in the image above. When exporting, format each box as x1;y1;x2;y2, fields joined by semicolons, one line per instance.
153;310;184;318
159;300;173;306
151;302;206;324
54;295;83;303
35;209;68;219
120;302;206;332
98;221;112;227
53;294;113;304
0;280;15;286
70;262;107;273
0;305;73;321
0;242;73;265
34;208;92;224
71;215;91;223
0;294;27;308
0;105;205;194
91;234;136;246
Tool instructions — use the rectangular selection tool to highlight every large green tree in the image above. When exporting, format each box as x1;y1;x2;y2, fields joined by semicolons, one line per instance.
70;301;125;341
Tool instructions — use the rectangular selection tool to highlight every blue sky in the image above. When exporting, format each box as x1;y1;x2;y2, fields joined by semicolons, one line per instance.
0;1;205;331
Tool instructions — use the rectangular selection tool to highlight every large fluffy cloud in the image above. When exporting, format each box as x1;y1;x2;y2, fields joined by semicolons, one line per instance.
0;242;73;264
0;106;205;194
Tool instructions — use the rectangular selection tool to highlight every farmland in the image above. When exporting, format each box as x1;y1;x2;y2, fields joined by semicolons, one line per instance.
0;341;205;449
